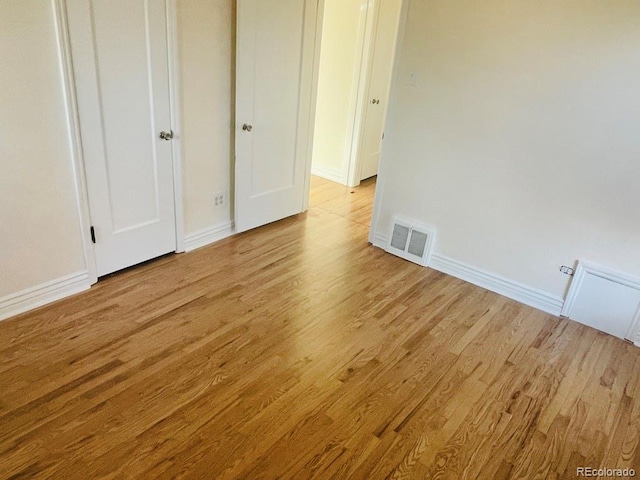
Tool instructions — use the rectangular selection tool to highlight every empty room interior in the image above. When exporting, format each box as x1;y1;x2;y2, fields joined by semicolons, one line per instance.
2;0;640;478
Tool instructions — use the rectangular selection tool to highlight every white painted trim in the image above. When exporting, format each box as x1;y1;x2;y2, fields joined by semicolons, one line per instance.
302;0;326;212
367;0;408;244
561;260;640;319
184;221;235;252
371;232;564;315
311;164;344;184
429;254;564;316
166;0;185;253
630;304;640;347
372;232;388;248
54;0;99;285
0;271;92;322
1;2;96;323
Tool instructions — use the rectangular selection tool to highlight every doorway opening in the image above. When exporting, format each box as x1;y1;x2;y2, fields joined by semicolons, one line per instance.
309;0;401;230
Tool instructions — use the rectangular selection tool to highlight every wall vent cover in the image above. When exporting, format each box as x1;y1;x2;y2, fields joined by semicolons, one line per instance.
386;215;436;267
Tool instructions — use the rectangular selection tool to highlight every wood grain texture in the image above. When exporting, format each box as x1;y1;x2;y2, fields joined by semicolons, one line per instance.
1;176;639;479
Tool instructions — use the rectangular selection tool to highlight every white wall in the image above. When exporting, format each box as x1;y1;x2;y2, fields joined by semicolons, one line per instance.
311;0;364;184
375;0;640;303
177;0;235;235
1;0;236;317
0;1;86;297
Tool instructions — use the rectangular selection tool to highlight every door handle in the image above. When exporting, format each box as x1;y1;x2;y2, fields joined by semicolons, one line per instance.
242;124;253;132
371;99;380;104
159;130;173;141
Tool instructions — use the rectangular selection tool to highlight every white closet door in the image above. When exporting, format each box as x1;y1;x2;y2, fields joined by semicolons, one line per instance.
67;0;176;276
235;0;319;233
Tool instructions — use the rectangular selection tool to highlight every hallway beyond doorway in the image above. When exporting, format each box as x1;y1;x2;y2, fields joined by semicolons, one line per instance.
309;175;376;228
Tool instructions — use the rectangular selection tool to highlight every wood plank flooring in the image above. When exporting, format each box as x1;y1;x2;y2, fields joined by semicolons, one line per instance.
2;176;640;479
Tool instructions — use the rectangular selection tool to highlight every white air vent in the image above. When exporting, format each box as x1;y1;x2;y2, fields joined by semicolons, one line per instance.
386;216;436;267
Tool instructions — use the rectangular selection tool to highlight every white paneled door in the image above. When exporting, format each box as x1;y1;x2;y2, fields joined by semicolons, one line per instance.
359;0;402;181
235;0;320;232
67;0;177;276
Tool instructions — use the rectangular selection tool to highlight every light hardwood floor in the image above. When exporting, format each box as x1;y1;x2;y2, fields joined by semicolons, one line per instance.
1;176;640;479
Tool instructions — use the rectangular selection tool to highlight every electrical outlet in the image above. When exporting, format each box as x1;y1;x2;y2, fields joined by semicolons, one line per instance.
214;192;226;208
559;265;575;276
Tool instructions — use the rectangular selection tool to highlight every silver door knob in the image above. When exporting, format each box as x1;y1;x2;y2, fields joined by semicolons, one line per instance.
159;130;173;140
242;124;253;132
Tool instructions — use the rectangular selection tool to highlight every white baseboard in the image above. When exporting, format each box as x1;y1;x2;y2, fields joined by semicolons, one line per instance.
184;220;235;252
372;232;388;248
371;232;563;316
311;164;345;184
0;270;92;322
631;305;640;348
429;254;564;316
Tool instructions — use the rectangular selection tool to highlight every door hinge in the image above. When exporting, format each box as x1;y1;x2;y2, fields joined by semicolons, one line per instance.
90;226;96;244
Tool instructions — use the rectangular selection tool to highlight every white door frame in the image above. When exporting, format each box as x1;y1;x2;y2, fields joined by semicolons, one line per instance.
368;0;408;244
303;0;327;211
56;0;185;286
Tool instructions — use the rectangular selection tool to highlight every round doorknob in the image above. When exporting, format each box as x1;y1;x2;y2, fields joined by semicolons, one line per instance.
159;130;173;140
242;124;253;132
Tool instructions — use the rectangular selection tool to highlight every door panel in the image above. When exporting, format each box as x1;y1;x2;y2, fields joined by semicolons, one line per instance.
359;0;402;181
235;0;319;232
67;0;176;276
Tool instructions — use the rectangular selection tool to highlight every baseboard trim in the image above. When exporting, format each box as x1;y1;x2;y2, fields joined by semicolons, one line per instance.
371;231;563;315
0;270;92;322
184;221;235;252
429;254;564;316
372;232;388;248
311;165;345;185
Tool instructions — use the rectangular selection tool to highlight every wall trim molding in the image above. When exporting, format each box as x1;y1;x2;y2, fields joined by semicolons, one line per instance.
429;254;564;316
184;221;235;252
0;271;91;322
311;164;346;185
631;304;640;348
371;231;388;248
167;0;186;253
371;232;563;315
302;0;326;211
54;0;99;285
